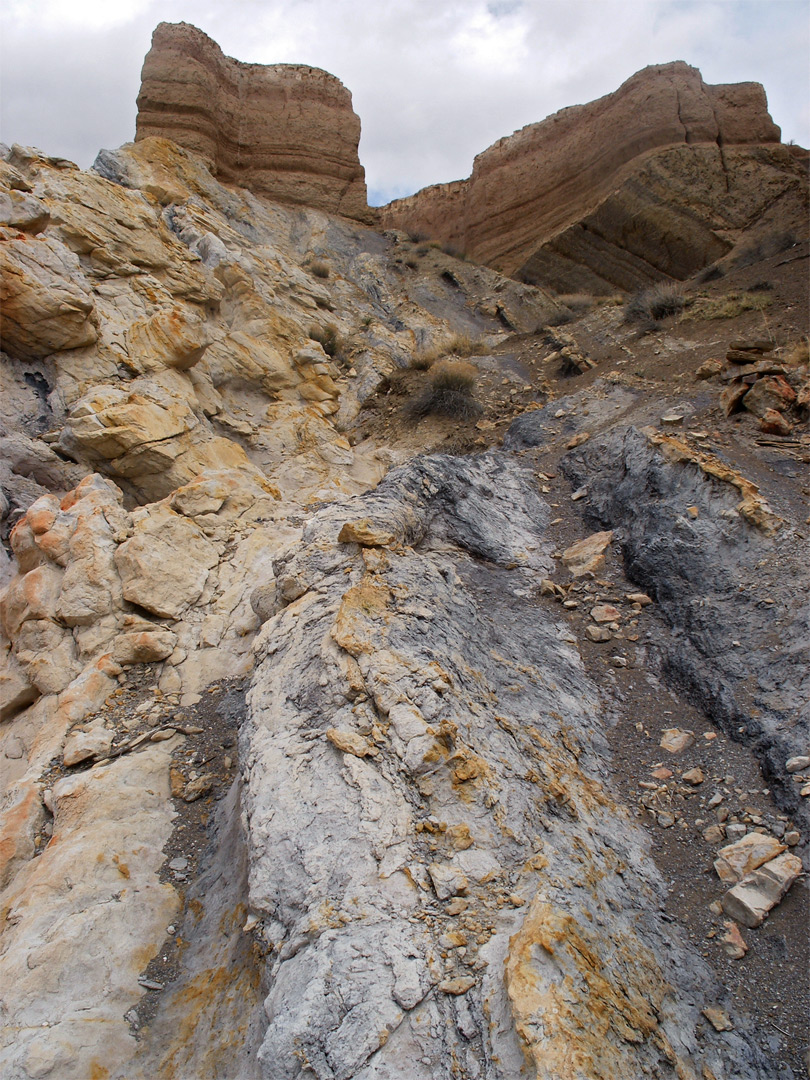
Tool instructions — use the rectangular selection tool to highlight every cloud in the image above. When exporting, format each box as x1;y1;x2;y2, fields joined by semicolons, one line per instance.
1;0;807;205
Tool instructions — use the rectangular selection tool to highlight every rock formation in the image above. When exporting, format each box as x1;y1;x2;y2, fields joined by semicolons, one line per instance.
380;63;807;292
0;29;808;1080
135;22;374;223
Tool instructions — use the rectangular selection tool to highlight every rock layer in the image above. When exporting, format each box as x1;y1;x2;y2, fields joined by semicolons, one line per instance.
135;22;373;223
379;63;796;291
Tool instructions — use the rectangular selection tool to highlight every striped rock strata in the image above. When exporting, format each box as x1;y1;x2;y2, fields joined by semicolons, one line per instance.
380;63;801;291
135;22;373;223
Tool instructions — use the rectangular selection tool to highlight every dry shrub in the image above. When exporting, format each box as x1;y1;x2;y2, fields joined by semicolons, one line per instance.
557;293;594;314
783;337;809;366
624;284;686;326
309;260;330;279
406;359;482;421
308;323;343;358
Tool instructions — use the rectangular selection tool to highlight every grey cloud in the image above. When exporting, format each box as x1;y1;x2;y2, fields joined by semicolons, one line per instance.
1;0;807;206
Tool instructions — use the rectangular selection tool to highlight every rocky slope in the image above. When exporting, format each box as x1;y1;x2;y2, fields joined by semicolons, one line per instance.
135;22;373;223
1;31;809;1080
380;63;807;292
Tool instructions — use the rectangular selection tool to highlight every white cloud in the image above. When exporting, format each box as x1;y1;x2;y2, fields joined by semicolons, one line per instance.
1;0;807;205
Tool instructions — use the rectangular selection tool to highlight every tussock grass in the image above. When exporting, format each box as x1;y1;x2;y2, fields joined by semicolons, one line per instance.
624;283;686;326
406;359;482;421
308;260;330;279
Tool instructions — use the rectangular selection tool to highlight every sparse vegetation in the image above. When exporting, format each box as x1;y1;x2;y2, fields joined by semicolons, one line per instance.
624;283;686;326
406;359;482;421
730;230;798;270
308;260;330;279
557;294;595;314
410;332;490;370
681;291;771;321
782;337;809;366
308;323;343;358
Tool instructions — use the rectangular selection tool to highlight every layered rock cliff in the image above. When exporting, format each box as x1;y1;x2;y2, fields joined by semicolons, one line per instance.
135;22;373;223
0;30;808;1080
379;63;804;291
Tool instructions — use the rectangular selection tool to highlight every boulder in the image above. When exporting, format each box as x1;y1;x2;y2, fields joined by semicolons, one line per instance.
721;852;803;927
713;832;786;884
114;506;219;619
0;230;98;358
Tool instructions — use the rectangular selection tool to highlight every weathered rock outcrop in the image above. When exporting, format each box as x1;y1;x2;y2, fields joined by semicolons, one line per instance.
379;63;802;291
135;22;373;223
0;37;807;1080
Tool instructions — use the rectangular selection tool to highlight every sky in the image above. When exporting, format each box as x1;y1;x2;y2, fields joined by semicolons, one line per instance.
2;0;809;206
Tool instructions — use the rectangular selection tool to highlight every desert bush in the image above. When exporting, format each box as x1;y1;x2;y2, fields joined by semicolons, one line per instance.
782;337;809;366
624;284;686;325
308;260;330;279
308;323;343;358
731;230;798;269
406;359;482;421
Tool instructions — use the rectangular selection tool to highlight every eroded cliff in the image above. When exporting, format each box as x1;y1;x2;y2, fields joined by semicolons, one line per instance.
135;22;374;223
379;63;804;292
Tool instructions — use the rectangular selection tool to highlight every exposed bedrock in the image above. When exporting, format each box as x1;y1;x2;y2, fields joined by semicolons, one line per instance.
558;425;809;829
379;63;803;291
241;452;775;1079
135;22;374;223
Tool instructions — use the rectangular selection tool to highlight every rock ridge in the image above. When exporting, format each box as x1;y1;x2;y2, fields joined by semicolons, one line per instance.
135;22;374;223
380;62;790;290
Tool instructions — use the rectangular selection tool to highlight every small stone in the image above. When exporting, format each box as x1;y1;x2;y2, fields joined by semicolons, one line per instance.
63;728;114;767
561;531;613;577
703;1007;733;1032
786;755;810;773
167;925;176;935
721;921;748;959
686;506;699;519
703;825;725;844
660;729;694;753
428;863;468;901
326;728;378;758
661;411;684;425
444;897;468;915
695;359;723;380
784;831;801;846
138;978;165;991
708;900;724;917
657;812;676;828
585;625;612;643
651;767;673;780
591;604;621;623
168;857;188;871
182;774;215;802
149;727;176;742
724;822;746;840
625;592;652;606
707;793;723;808
610;655;628;667
681;767;705;786
439;976;475;995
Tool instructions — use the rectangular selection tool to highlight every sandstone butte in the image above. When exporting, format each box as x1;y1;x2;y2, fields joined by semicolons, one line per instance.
135;21;374;224
0;21;808;1080
379;61;804;291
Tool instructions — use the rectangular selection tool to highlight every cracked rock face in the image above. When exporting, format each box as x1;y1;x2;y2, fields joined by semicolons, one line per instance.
241;453;774;1079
